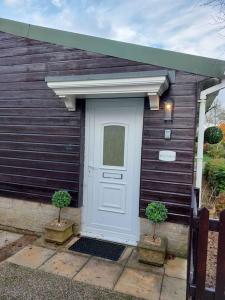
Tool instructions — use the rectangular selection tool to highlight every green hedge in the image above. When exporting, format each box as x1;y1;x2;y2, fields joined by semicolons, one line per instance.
205;159;225;194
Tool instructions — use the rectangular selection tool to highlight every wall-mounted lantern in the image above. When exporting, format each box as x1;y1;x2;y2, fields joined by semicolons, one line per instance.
164;99;174;121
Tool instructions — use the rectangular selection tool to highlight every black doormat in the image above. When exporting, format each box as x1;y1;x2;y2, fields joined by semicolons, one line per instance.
69;237;126;261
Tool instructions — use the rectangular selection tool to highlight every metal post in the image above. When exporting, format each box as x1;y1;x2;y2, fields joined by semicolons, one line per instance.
196;98;206;206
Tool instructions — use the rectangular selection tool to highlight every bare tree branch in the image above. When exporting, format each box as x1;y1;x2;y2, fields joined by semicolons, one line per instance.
203;0;225;23
206;97;225;125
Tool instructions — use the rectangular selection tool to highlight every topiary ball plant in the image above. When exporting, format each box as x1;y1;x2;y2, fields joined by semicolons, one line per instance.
204;126;223;145
145;202;168;241
52;190;72;224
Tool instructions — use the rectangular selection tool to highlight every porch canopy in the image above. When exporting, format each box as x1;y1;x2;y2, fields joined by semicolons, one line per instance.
46;71;173;111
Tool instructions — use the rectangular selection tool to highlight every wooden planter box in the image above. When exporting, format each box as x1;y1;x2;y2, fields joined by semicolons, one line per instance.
44;219;75;244
137;235;167;267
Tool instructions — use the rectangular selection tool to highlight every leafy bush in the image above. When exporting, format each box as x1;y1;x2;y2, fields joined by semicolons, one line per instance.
206;142;225;159
204;126;223;144
205;159;225;195
218;122;225;141
52;190;72;223
203;143;210;153
145;202;168;241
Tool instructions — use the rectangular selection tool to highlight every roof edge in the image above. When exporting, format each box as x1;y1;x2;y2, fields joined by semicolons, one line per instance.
0;17;225;78
45;70;176;83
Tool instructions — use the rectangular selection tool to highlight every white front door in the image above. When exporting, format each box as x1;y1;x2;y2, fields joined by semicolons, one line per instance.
82;98;144;245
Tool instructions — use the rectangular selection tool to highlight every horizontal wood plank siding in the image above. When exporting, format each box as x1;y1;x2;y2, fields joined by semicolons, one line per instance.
0;31;205;222
140;73;200;223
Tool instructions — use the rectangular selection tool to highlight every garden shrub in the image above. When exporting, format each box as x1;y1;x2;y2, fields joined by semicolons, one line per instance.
218;122;225;141
204;126;223;144
203;143;210;153
206;142;225;159
205;159;225;194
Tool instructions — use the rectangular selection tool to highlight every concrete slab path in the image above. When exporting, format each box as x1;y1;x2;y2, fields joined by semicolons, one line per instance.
0;230;22;249
5;236;187;299
40;252;88;278
7;245;55;269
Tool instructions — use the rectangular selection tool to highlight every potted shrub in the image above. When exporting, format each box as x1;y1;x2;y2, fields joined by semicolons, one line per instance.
204;126;223;145
138;201;168;266
44;190;75;244
145;201;168;244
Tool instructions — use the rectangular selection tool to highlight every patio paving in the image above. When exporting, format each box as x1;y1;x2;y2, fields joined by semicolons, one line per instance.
4;237;187;299
75;257;123;289
114;268;162;300
160;276;186;300
164;257;187;280
7;245;55;268
40;252;88;278
0;230;22;249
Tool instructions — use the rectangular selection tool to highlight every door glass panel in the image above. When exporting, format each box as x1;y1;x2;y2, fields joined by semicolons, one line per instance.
103;125;125;167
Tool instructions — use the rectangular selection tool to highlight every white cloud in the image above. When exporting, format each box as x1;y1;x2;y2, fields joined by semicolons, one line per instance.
3;0;28;6
51;0;64;8
4;0;19;5
111;26;137;43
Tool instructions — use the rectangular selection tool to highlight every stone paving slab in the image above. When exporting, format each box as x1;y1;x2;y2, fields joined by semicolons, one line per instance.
7;245;55;269
74;257;123;289
160;275;186;300
165;257;187;280
40;252;89;278
5;235;187;299
127;249;164;275
64;236;80;249
0;230;23;249
117;246;133;265
114;267;162;300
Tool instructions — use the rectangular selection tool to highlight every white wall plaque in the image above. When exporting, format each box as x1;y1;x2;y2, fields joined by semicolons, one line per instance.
159;150;176;162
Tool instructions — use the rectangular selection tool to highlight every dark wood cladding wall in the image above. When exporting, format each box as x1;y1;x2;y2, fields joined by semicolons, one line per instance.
140;73;205;224
0;31;156;207
0;31;206;221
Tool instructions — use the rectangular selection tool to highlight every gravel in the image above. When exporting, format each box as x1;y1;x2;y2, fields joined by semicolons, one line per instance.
206;231;218;289
0;262;137;300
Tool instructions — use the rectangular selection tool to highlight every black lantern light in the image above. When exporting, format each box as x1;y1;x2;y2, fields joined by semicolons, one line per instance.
164;99;174;121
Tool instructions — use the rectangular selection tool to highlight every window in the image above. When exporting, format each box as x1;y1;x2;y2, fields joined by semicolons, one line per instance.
103;125;125;167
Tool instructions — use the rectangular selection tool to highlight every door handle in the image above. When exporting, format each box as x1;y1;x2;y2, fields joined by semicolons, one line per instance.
88;164;96;177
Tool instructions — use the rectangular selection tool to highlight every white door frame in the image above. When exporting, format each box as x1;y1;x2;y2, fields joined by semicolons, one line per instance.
81;98;144;245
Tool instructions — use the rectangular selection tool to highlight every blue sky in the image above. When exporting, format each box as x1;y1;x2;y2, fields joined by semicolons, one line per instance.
1;0;225;60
